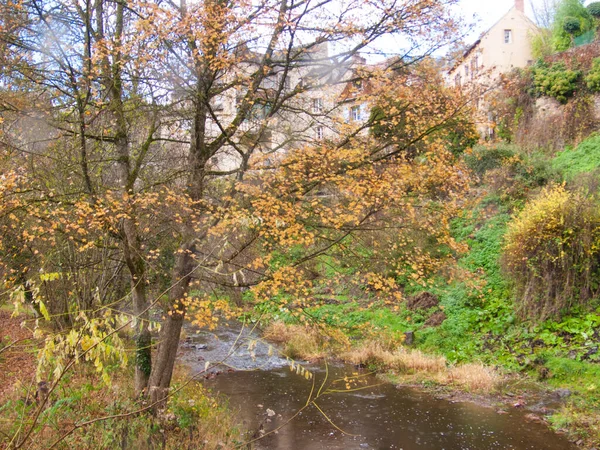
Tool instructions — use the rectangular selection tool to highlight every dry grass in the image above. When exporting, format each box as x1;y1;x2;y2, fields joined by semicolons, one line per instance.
262;321;328;360
341;340;501;393
263;323;502;393
342;341;446;374
446;363;501;392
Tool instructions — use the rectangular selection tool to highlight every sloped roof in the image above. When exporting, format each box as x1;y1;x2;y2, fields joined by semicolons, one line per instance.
447;6;538;75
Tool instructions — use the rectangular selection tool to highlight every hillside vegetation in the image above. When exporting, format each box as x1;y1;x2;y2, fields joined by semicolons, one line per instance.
263;135;600;447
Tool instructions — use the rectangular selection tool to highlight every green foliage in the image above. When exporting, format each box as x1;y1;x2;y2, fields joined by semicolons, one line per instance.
552;133;600;179
573;28;596;46
546;356;600;382
551;0;594;51
462;144;517;176
587;1;600;18
563;16;582;34
531;30;554;59
445;120;479;157
585;58;600;92
465;145;557;208
532;62;581;103
503;185;600;321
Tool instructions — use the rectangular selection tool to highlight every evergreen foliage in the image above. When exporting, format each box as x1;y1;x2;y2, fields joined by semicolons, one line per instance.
531;62;581;103
587;1;600;18
551;0;594;51
563;16;582;34
585;58;600;91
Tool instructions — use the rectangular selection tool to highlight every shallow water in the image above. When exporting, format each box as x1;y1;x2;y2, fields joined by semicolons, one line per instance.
180;326;576;450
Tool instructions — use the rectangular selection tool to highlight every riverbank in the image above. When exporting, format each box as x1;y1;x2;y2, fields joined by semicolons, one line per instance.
261;320;596;448
0;310;243;449
175;320;576;449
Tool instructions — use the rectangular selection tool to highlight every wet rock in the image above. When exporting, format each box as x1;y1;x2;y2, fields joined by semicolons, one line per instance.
195;344;208;350
554;388;572;399
512;399;525;408
524;413;544;423
496;409;509;415
584;346;598;360
406;292;439;310
424;311;447;327
533;406;550;415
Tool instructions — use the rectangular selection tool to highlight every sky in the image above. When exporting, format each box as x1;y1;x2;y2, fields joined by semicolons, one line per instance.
357;0;591;62
459;0;591;37
366;0;553;61
459;0;535;35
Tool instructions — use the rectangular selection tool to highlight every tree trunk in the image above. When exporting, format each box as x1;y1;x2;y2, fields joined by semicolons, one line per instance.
107;0;152;395
148;248;193;407
132;274;152;393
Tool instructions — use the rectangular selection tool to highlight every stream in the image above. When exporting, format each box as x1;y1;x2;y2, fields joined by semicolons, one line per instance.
179;324;577;450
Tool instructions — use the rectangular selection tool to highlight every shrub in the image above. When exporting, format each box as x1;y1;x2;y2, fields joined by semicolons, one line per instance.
531;29;554;59
551;0;594;51
585;58;600;92
587;2;600;18
503;185;600;321
462;144;516;176
563;16;582;34
532;62;581;103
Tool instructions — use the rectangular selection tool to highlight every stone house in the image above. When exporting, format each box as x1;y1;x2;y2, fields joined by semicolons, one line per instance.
446;0;539;137
447;0;538;88
200;43;367;170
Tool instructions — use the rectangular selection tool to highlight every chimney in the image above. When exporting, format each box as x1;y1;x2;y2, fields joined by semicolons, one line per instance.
515;0;524;13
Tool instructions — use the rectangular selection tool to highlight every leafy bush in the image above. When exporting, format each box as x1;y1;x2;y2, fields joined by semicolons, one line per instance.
553;133;600;179
588;1;600;18
462;144;516;176
532;62;581;103
465;145;557;206
531;29;554;59
563;16;582;34
585;58;600;92
503;185;600;321
551;0;594;51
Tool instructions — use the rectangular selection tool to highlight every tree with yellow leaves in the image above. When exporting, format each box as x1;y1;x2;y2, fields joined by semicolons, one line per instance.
0;0;473;435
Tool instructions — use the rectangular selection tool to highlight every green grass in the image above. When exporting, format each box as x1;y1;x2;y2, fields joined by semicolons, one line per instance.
553;133;600;180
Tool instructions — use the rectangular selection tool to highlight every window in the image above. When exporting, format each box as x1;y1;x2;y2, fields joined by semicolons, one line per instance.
250;101;271;120
455;73;462;87
352;79;363;90
350;105;361;121
315;126;324;140
464;65;469;78
472;55;479;72
504;29;512;44
312;98;323;113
